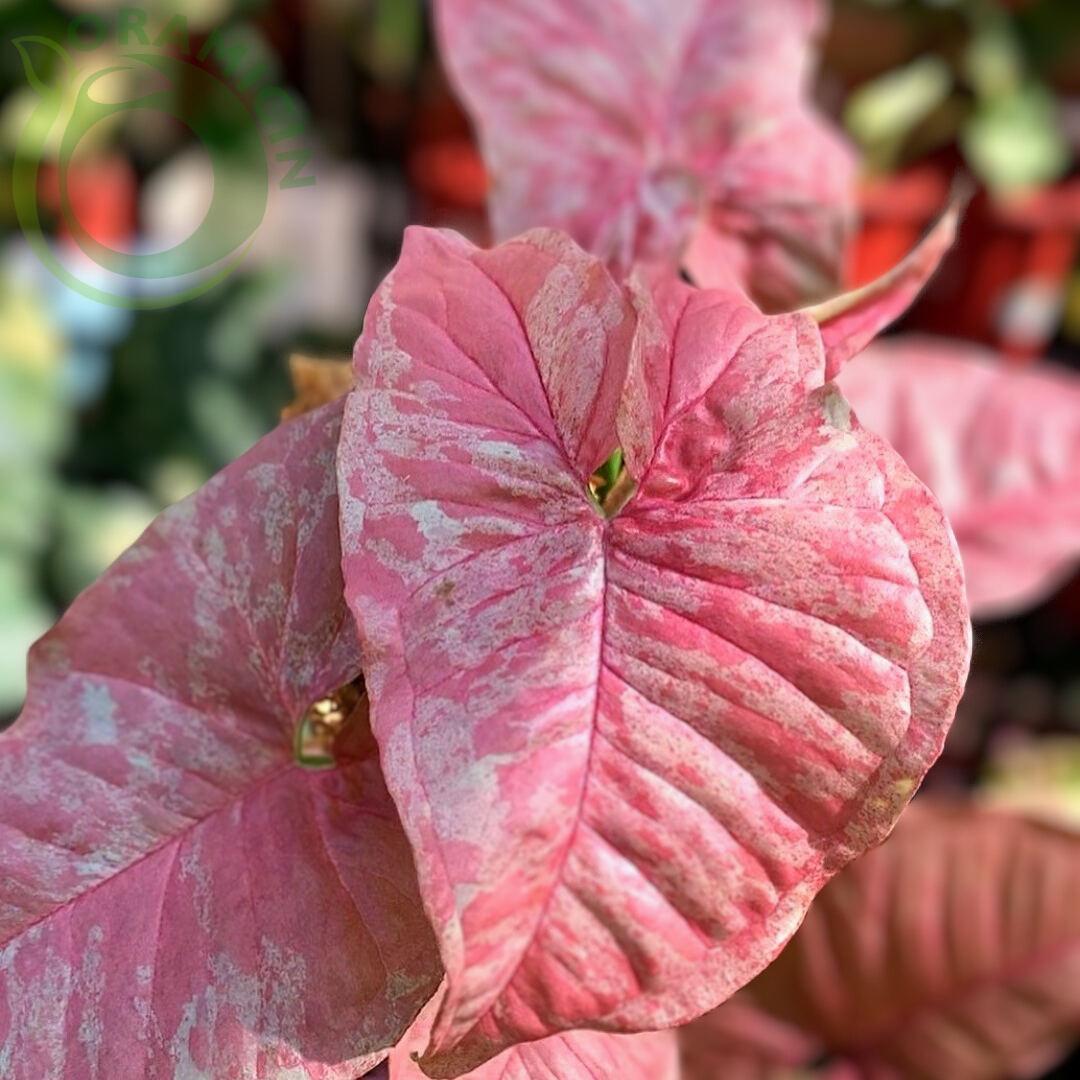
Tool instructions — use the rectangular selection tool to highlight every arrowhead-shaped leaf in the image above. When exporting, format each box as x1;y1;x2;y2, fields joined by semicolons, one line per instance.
434;0;855;304
389;988;678;1080
682;799;1080;1080
338;227;971;1076
837;335;1080;618
0;403;441;1078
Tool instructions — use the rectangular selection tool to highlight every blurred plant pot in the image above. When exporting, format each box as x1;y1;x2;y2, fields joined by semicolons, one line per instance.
847;159;952;293
37;155;138;247
409;64;490;243
849;158;1080;362
407;137;489;244
912;178;1080;361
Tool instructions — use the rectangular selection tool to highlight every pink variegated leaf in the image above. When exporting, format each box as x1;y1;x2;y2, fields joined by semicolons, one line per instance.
435;0;855;303
681;800;1080;1080
687;109;856;313
0;402;441;1079
389;987;679;1080
338;227;971;1076
837;335;1080;617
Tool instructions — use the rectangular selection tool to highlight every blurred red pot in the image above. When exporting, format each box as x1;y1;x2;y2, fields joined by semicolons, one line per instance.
849;155;1080;362
407;63;490;244
37;155;138;248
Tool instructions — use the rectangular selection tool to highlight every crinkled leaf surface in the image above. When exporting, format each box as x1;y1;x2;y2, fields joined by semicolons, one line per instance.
681;800;1080;1080
435;0;855;306
338;227;970;1076
389;987;678;1080
837;335;1080;618
0;402;441;1079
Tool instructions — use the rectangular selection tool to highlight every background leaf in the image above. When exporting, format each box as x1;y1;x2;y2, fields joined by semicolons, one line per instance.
682;799;1080;1080
435;0;855;305
0;402;441;1078
837;335;1080;618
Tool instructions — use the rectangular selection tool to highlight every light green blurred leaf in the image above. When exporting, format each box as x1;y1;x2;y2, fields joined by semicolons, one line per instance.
0;365;70;462
961;83;1070;193
149;457;211;507
188;377;269;464
365;0;423;83
53;486;160;602
963;21;1024;100
0;553;54;714
0;277;68;462
981;736;1080;832
207;269;290;377
844;55;953;157
0;466;56;554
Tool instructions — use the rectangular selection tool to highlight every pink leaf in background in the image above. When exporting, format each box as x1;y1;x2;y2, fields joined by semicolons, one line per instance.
338;226;970;1076
0;403;441;1079
389;988;678;1080
681;800;1080;1080
837;335;1080;618
435;0;855;307
678;995;824;1080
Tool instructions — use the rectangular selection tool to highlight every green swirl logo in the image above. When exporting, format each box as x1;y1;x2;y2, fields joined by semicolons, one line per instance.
12;11;315;309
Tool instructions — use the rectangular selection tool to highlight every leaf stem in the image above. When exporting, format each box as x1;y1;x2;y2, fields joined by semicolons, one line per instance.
600;469;636;517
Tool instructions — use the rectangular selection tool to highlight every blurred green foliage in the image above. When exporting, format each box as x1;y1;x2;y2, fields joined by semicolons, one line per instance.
0;262;301;714
845;0;1076;190
0;0;389;717
0;272;66;711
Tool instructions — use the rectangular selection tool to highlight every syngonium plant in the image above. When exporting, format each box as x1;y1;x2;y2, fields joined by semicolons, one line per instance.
0;220;970;1079
0;0;1009;1077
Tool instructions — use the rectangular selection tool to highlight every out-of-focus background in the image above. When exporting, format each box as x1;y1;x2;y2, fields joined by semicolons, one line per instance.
0;0;1078;1073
